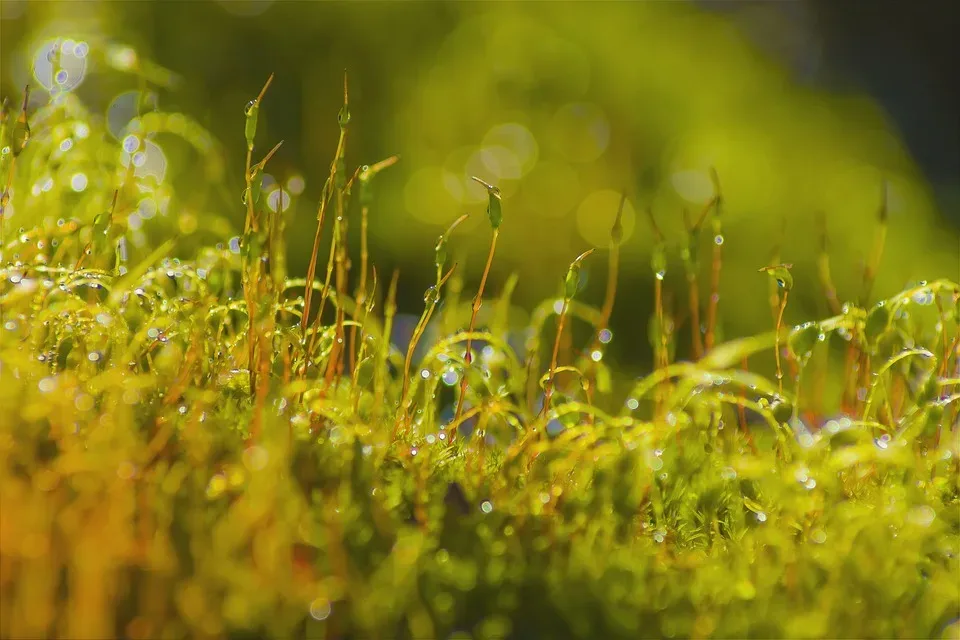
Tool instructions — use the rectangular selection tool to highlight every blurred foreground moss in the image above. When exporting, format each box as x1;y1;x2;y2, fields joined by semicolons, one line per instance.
1;51;959;640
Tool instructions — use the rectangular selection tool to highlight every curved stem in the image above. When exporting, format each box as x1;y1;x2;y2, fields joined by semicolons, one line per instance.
453;229;499;428
541;299;569;417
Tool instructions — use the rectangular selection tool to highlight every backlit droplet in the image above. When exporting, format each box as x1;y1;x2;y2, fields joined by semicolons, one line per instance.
122;134;139;154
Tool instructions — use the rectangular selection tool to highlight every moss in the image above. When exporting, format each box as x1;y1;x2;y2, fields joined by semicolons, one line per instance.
1;50;959;640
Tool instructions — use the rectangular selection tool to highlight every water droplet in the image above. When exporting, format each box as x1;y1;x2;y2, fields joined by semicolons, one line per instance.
598;328;613;344
590;350;602;362
70;173;87;192
480;500;494;514
714;234;724;245
907;505;936;527
122;134;139;154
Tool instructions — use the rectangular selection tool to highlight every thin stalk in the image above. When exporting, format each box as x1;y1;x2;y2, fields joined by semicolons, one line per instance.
704;168;723;352
302;73;349;376
352;156;398;373
541;300;570;417
397;264;457;432
643;206;669;415
584;193;625;415
351;267;377;412
301;179;332;339
760;264;794;397
775;289;789;396
374;269;400;422
816;211;842;315
541;249;594;418
239;73;278;396
453;228;499;425
1;88;30;258
860;180;888;307
687;271;703;359
681;204;712;360
325;189;348;385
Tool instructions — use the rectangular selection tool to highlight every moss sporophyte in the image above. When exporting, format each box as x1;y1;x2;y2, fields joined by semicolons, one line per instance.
0;52;958;640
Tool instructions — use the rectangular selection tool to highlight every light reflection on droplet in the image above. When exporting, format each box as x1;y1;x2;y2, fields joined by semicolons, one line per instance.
266;188;291;213
33;39;88;92
309;597;331;621
122;134;140;154
70;173;87;192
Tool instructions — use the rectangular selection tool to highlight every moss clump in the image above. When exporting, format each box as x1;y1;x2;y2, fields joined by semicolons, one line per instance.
1;52;958;640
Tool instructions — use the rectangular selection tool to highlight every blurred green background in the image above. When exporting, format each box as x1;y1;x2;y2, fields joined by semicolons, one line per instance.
2;0;957;372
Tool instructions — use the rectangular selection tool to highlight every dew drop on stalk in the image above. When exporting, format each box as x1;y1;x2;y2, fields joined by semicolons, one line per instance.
122;134;139;153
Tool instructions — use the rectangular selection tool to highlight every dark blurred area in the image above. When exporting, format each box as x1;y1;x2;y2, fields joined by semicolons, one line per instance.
2;0;957;373
700;0;960;219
